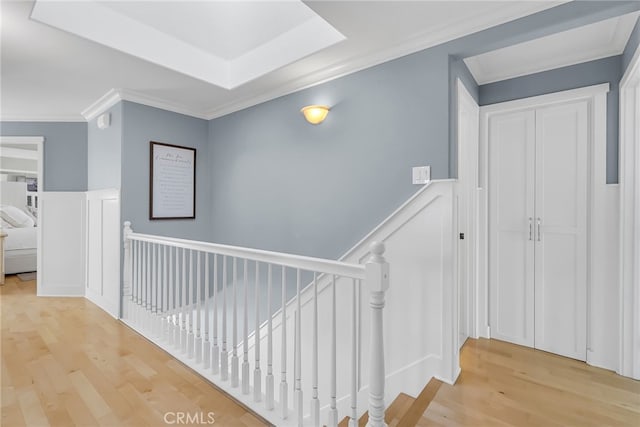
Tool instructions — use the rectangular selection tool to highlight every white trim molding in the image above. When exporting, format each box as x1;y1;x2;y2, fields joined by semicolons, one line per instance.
0;114;85;122
618;44;640;380
81;88;210;121
1;136;45;294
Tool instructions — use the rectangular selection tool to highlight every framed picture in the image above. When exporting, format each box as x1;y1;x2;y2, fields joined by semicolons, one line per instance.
150;141;196;220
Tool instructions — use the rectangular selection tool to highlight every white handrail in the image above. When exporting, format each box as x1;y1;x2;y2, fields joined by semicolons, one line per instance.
127;232;365;280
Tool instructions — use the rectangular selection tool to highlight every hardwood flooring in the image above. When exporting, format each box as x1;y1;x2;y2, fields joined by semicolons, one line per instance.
420;338;640;426
0;275;270;427
3;274;639;426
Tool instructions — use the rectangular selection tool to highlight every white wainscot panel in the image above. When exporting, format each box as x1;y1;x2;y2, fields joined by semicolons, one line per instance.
38;192;86;296
86;189;121;318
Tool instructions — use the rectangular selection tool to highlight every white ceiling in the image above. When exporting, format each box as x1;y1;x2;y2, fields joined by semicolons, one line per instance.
465;11;640;84
3;0;632;122
31;0;346;89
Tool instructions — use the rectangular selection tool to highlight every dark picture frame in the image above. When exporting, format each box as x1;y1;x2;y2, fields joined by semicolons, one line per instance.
149;141;196;220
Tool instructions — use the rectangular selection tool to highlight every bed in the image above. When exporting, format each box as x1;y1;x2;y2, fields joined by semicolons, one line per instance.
0;198;38;274
3;226;37;274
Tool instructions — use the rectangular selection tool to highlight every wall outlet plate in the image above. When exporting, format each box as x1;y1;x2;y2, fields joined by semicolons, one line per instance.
412;166;431;184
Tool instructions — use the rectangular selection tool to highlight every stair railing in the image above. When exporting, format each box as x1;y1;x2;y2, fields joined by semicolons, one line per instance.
122;221;389;427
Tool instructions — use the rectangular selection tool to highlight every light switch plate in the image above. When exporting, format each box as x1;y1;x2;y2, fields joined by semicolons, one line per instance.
412;166;431;184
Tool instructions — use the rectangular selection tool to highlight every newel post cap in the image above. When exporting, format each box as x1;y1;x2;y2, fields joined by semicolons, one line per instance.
366;241;389;293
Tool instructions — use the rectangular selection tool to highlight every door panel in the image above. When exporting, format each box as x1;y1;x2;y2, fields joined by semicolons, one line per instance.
489;110;535;347
534;102;587;360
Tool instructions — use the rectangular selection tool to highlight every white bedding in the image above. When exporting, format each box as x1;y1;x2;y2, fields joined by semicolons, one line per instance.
3;226;37;251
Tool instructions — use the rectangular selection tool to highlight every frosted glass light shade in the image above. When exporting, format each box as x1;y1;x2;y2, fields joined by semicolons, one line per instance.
301;105;330;124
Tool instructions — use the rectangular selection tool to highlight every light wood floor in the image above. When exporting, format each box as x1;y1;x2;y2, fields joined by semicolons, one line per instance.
0;275;270;427
421;338;640;426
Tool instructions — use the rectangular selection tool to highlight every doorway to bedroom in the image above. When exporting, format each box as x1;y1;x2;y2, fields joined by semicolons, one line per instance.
0;136;43;291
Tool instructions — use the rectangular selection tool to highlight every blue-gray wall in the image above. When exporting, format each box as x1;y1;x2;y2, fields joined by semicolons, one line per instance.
121;101;210;240
88;103;122;190
209;50;455;258
0;121;87;191
479;56;622;183
622;17;640;74
206;1;640;259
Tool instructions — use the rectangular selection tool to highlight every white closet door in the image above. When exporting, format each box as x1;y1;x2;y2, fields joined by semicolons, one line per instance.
489;110;536;347
534;102;588;361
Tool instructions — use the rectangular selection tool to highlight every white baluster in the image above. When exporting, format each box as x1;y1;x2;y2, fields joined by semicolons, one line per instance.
280;266;288;419
132;240;138;325
231;258;239;387
310;272;319;426
146;242;151;332
212;254;220;375
181;248;188;353
221;255;229;381
295;269;303;426
242;259;250;394
365;242;389;427
161;245;168;341
138;240;143;326
328;275;338;427
152;243;158;336
195;251;203;363
168;246;175;346
131;239;137;324
188;250;195;359
203;253;211;369
350;279;357;427
254;261;262;402
122;222;132;320
174;247;181;349
265;263;274;410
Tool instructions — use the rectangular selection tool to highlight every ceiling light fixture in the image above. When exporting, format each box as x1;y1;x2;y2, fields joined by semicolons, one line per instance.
301;105;330;124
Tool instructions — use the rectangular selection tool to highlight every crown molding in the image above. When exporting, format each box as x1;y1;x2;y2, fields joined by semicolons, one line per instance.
81;88;210;121
81;88;122;121
118;89;209;120
0;114;85;122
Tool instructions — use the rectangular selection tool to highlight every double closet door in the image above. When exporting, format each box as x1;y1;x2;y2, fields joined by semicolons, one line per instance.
489;100;588;361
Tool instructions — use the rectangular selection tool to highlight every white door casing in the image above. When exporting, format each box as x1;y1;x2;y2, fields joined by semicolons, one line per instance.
0;136;44;293
480;83;612;367
619;46;640;379
456;79;479;348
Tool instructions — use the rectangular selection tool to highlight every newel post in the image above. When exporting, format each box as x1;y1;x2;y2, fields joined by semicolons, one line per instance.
365;241;389;427
122;221;133;319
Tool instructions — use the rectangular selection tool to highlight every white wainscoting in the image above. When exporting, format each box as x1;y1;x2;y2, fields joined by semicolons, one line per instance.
85;189;121;318
246;180;458;420
38;192;86;296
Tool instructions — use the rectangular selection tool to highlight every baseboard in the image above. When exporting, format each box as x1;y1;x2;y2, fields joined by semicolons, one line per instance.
37;284;84;296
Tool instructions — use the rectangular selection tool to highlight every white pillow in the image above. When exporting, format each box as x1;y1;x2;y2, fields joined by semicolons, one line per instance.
0;218;13;229
22;206;37;226
0;205;35;228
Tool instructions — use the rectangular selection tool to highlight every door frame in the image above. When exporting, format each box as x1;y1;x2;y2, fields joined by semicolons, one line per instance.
619;46;640;380
0;136;44;294
456;79;480;344
478;84;609;356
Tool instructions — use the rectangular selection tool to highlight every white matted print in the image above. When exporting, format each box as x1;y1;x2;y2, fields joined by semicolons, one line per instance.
150;141;196;219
